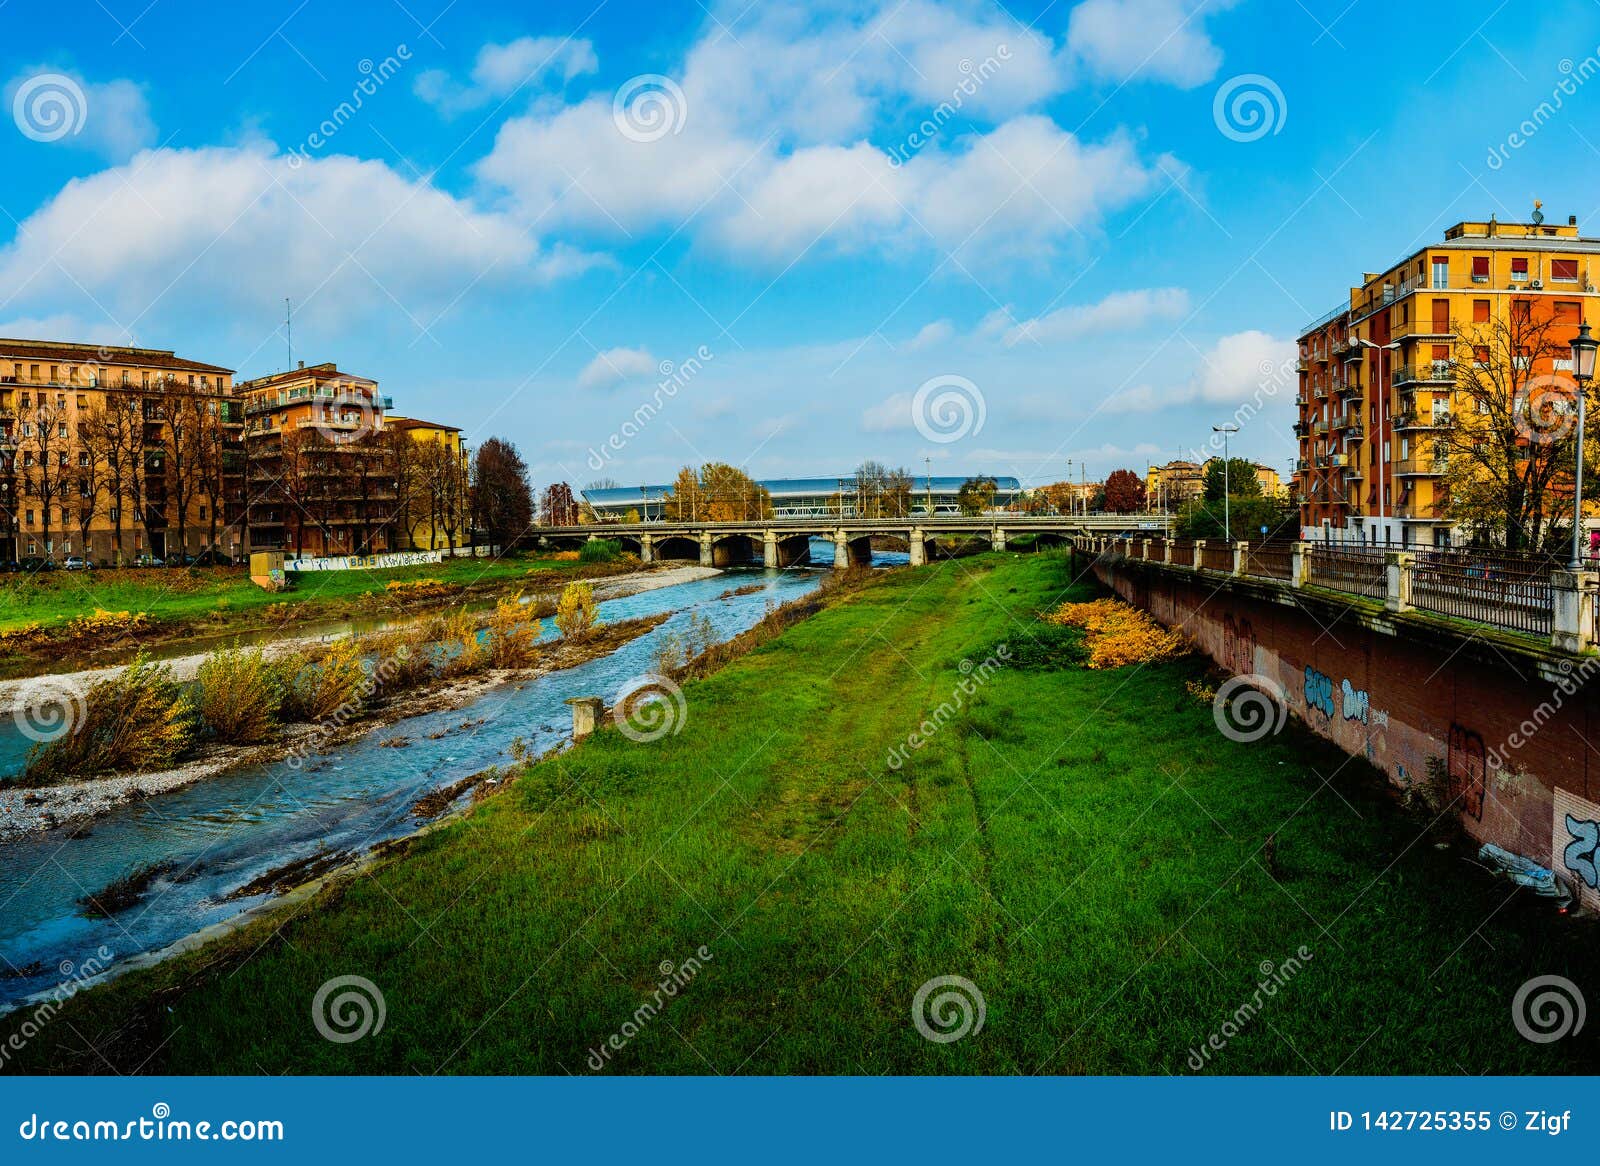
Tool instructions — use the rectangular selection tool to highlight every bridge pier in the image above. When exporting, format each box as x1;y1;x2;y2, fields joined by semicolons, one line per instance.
833;530;850;571
992;526;1006;553
763;531;777;569
909;528;925;567
640;533;654;564
699;533;713;567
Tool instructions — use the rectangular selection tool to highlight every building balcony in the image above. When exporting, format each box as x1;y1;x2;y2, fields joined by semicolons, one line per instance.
1331;414;1355;431
1293;421;1310;437
1391;362;1453;388
1396;410;1454;431
1312;418;1329;435
1396;457;1448;477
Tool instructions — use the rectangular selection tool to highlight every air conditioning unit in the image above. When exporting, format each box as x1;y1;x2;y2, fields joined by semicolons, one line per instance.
1529;280;1544;290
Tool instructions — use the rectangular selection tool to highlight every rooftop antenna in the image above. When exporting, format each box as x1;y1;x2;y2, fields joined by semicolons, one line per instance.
285;297;293;372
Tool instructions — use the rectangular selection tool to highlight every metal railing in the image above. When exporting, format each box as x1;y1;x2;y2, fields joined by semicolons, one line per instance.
1081;535;1581;646
1308;546;1387;599
1199;542;1234;572
1245;542;1294;580
1411;548;1556;637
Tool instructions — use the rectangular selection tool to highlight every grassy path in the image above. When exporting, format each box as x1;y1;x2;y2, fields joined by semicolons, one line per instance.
10;553;1595;1074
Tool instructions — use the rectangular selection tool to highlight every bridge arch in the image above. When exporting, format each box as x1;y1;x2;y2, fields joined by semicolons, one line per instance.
652;535;701;562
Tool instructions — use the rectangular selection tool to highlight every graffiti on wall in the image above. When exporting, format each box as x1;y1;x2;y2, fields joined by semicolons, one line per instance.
1340;679;1369;724
1303;666;1334;719
1553;788;1600;913
1447;724;1487;822
1222;614;1256;677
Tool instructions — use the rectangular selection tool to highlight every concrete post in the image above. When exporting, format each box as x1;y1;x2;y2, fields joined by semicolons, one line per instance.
1384;551;1414;613
640;533;654;564
1163;538;1173;565
1552;569;1598;654
833;530;851;571
566;696;604;741
992;526;1007;553
1233;540;1247;577
763;530;778;569
1139;538;1151;561
699;533;713;567
1192;539;1206;570
909;528;926;567
1290;541;1310;589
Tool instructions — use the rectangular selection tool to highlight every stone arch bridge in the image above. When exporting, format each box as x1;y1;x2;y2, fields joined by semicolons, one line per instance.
535;515;1170;569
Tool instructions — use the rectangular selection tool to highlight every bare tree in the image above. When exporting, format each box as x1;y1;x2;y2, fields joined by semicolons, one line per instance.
22;395;70;559
72;406;110;560
97;397;141;564
1441;303;1580;552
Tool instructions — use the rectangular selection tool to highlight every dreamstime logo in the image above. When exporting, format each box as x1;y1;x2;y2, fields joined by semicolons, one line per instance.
586;945;713;1071
587;345;714;471
1212;74;1286;143
0;945;115;1072
12;73;87;143
611;673;687;742
885;46;1011;167
1512;974;1586;1044
286;47;410;167
1212;674;1288;743
886;647;1010;770
911;374;985;444
1187;948;1312;1071
1487;52;1600;170
12;676;87;743
612;74;687;143
284;646;412;770
911;974;985;1044
311;974;386;1043
1513;374;1579;445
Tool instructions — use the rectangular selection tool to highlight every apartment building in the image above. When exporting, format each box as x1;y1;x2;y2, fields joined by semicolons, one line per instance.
1296;210;1600;546
384;415;472;551
0;338;244;563
1146;460;1204;511
237;361;399;558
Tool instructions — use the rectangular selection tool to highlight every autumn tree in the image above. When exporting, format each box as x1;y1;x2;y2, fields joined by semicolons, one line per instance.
1439;305;1581;552
955;475;997;516
661;464;772;521
1102;468;1147;513
72;406;111;559
471;437;532;549
541;482;579;526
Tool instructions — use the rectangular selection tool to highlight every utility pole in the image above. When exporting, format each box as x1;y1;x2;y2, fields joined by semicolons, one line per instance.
924;457;933;516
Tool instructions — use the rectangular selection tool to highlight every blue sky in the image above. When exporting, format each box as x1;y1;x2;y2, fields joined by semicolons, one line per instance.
2;0;1600;493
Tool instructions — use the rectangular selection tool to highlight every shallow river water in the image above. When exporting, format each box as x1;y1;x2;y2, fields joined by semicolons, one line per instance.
0;562;839;1009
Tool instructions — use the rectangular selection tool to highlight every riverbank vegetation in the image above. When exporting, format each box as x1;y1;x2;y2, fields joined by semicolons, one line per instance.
13;592;580;786
10;552;1591;1074
0;553;642;680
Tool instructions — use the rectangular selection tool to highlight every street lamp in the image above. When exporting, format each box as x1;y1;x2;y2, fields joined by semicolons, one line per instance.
924;457;933;516
1351;337;1402;544
1212;424;1239;540
1569;321;1597;569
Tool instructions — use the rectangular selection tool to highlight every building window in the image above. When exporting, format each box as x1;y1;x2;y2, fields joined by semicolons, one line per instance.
1511;256;1529;281
1471;256;1489;281
1431;299;1450;332
1555;300;1581;325
1473;345;1490;366
1431;257;1448;288
1553;258;1579;281
1472;299;1490;323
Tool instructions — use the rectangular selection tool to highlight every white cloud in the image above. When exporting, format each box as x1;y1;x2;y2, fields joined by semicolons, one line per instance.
1067;0;1237;89
578;346;658;390
7;68;156;161
905;319;954;350
414;36;598;116
1188;328;1293;403
1004;287;1188;345
862;392;915;432
0;145;592;336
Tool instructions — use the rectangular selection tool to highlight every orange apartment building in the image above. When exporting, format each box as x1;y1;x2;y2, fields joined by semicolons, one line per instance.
237;361;399;557
0;338;244;563
1295;210;1600;546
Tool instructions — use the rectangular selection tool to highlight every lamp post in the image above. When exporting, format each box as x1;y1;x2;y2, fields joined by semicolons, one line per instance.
1570;321;1597;569
1212;424;1239;540
1351;337;1402;544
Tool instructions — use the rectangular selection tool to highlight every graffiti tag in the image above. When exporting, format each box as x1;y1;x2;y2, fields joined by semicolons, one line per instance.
1303;666;1334;719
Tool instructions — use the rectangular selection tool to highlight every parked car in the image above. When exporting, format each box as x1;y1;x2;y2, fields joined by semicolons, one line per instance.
62;556;92;571
0;560;19;574
133;554;164;568
192;550;235;567
19;557;56;573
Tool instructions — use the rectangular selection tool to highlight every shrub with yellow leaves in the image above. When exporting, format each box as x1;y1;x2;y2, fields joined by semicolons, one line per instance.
1043;598;1190;669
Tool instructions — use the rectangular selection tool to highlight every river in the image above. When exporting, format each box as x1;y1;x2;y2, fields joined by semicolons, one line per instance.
0;560;852;1010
